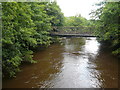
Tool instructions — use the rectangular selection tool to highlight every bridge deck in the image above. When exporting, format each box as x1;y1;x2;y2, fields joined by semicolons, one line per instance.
50;34;97;37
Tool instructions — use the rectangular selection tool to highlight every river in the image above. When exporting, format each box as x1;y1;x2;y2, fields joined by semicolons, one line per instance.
3;37;118;88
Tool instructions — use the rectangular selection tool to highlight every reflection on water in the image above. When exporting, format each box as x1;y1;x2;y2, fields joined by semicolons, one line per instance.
3;37;118;88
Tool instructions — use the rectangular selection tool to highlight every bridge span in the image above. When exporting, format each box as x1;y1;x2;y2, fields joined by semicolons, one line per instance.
50;34;97;37
50;26;97;37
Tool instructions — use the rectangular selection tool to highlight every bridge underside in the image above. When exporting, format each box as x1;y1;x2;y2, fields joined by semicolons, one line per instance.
50;34;97;37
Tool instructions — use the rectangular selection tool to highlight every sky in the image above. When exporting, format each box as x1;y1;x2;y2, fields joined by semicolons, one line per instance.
55;0;103;20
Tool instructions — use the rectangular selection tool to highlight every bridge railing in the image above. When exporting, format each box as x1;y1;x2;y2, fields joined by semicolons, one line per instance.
50;26;95;35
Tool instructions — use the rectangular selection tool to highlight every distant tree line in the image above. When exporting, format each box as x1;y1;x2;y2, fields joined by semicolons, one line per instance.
64;15;91;27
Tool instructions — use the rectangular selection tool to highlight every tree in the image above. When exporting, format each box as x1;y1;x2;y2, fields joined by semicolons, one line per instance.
2;1;65;78
64;15;88;27
90;2;120;57
45;1;64;26
2;2;37;77
30;2;52;46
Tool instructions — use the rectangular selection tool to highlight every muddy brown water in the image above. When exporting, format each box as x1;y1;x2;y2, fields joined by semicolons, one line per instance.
3;37;118;88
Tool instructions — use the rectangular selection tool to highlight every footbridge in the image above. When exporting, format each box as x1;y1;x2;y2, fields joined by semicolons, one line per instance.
50;26;97;37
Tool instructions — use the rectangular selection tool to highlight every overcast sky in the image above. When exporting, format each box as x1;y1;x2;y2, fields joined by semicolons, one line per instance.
56;0;103;19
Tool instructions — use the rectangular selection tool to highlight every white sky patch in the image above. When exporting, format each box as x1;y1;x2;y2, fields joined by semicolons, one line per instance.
56;0;104;19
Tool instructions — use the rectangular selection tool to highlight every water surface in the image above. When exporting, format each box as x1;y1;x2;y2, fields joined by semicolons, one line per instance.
3;37;118;88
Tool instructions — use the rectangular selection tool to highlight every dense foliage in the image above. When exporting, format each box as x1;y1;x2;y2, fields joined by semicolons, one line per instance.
2;2;64;77
62;15;95;34
90;2;120;57
64;15;89;27
45;1;64;26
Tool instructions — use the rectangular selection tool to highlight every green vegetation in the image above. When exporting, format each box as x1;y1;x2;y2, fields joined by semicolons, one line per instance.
2;2;64;77
64;15;89;27
62;15;95;34
90;2;120;57
2;1;119;78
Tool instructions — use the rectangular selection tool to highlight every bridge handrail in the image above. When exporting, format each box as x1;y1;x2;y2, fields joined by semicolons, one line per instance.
50;26;95;35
